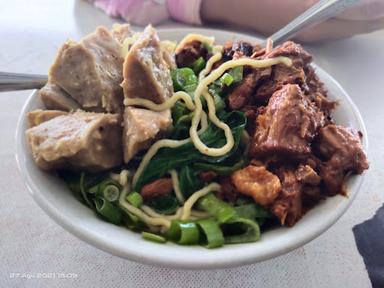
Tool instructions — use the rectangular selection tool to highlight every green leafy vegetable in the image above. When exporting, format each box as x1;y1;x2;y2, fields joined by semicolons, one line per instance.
171;112;193;140
134;111;246;190
146;195;179;215
178;166;203;198
171;101;190;124
194;156;246;176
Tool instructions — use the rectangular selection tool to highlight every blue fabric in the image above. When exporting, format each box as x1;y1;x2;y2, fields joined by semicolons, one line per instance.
353;204;384;288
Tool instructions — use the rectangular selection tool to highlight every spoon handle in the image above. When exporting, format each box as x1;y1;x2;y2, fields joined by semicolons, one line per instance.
0;72;48;92
266;0;361;45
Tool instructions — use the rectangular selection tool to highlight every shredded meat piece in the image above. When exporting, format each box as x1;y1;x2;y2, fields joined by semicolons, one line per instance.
223;41;255;60
253;41;311;102
175;40;208;68
295;164;321;185
271;168;303;226
231;165;281;206
316;125;369;195
304;65;337;120
216;177;239;203
251;84;324;161
141;178;173;200
228;68;272;110
199;171;218;182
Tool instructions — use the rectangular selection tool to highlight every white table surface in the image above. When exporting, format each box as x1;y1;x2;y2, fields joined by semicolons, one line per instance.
1;1;383;287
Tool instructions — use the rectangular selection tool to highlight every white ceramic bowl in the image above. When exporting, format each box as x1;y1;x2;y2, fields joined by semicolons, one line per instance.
15;28;368;269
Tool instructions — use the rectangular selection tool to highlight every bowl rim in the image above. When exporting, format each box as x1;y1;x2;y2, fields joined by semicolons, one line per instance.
15;27;368;269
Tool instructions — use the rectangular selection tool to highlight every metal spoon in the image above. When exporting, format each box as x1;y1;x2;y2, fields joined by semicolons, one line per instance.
0;0;360;92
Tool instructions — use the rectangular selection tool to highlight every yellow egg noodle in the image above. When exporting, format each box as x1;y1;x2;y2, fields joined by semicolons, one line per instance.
180;183;221;221
170;169;185;203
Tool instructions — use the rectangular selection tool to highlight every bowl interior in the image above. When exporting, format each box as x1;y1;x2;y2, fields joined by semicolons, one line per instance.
15;28;367;269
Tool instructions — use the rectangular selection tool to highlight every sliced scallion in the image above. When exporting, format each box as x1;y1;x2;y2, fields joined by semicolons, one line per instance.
94;197;122;225
197;219;224;248
197;193;237;224
167;220;200;245
126;191;143;208
192;57;206;74
142;232;167;243
223;218;260;244
102;185;120;202
219;73;234;87
229;66;243;83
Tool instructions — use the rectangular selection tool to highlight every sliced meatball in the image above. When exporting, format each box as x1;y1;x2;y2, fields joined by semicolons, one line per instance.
26;111;122;172
39;82;81;112
123;107;172;163
122;25;173;104
231;165;282;206
27;109;68;128
49;26;125;113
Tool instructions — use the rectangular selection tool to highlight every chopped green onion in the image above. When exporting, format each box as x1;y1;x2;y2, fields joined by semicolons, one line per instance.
94;197;122;225
234;203;271;220
183;83;197;93
192;57;206;74
142;232;167;243
197;219;224;248
197;194;237;224
88;185;99;194
80;172;94;208
126;191;143;208
171;68;198;92
203;42;213;54
222;218;260;244
219;73;234;87
167;220;200;245
229;66;243;83
102;185;120;202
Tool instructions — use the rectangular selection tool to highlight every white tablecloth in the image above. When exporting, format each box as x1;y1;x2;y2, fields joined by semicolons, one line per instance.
1;1;383;287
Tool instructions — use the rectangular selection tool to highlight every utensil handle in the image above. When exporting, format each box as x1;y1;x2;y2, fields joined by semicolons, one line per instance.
266;0;361;45
0;72;48;92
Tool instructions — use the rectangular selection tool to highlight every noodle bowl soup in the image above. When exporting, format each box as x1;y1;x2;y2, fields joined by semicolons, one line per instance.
16;27;368;268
